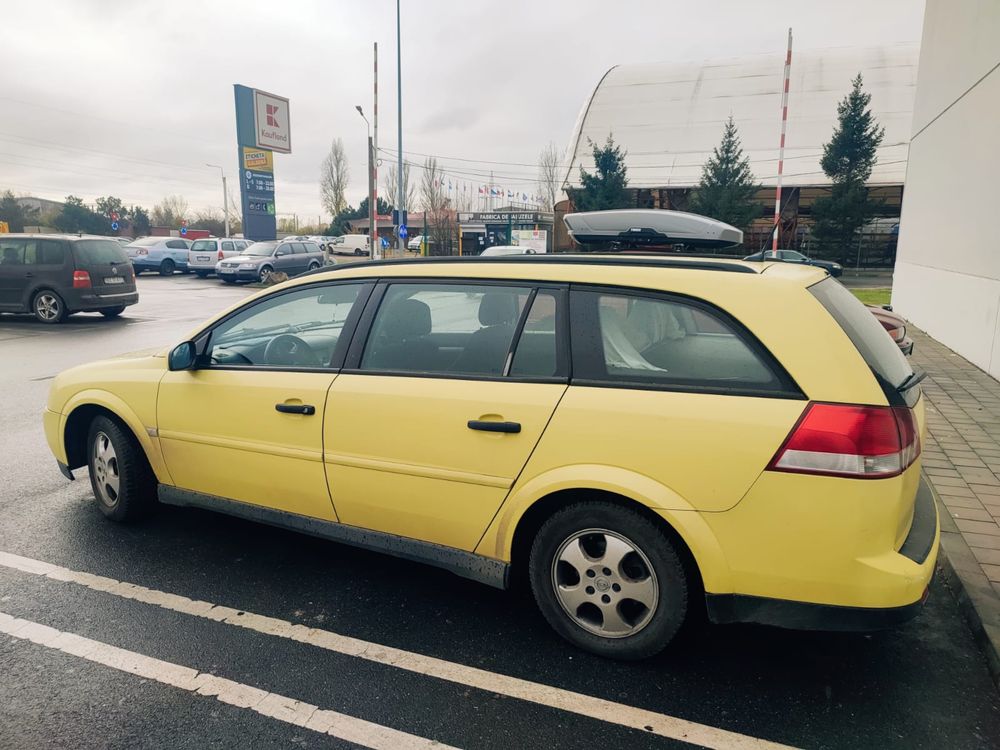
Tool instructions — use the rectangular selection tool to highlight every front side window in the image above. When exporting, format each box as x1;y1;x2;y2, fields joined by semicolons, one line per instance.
361;283;533;376
572;290;785;392
206;283;364;368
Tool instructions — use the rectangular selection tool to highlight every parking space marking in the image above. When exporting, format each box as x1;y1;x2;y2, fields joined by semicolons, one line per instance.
0;551;796;750
0;610;457;750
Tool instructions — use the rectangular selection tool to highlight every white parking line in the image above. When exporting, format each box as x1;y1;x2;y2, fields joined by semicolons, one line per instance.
0;610;456;750
0;551;797;750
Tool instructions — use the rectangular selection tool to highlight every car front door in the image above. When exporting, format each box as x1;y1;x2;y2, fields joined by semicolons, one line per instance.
157;280;371;520
272;243;297;275
0;238;28;310
324;280;568;550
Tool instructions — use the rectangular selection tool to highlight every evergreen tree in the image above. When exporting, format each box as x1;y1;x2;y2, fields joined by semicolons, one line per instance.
569;135;629;211
811;74;885;262
690;116;762;231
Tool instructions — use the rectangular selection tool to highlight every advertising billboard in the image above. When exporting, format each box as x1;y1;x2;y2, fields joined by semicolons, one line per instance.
234;85;289;241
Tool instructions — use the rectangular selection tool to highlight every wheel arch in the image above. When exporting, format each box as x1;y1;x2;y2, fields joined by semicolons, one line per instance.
62;392;171;483
479;468;733;595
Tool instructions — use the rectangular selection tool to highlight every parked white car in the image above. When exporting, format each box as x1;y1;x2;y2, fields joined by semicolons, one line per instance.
187;238;251;277
480;245;538;257
327;234;370;257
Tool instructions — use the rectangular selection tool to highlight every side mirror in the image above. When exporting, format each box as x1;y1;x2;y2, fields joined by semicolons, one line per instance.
275;248;288;257
168;341;197;371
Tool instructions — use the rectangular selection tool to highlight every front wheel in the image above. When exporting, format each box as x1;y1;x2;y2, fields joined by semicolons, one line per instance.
159;258;176;276
258;265;273;283
529;502;688;660
86;416;156;522
100;306;126;318
33;290;66;324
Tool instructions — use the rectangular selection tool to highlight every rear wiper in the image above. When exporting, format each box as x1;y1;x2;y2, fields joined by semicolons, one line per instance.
897;368;927;392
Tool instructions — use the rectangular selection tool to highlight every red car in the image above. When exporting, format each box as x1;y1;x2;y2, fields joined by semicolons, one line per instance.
869;305;913;355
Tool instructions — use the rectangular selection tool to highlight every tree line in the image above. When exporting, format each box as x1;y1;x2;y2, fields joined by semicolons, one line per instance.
564;74;888;261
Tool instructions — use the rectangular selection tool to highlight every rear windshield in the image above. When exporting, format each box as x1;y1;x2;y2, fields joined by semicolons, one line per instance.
73;240;129;264
190;240;216;251
810;278;913;389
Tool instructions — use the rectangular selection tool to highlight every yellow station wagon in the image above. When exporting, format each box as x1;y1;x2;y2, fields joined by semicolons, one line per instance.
43;252;938;659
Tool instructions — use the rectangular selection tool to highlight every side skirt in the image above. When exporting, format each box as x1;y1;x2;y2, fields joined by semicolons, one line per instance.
157;485;510;589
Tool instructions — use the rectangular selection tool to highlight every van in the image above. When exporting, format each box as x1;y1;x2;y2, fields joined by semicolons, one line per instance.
329;234;370;257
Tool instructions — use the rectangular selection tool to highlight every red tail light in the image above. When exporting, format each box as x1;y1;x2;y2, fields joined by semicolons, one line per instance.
878;318;905;342
768;402;920;479
72;270;91;288
218;249;225;260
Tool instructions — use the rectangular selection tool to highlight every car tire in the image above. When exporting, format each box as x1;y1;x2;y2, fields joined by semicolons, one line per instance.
354;248;364;256
159;258;176;276
100;306;126;318
194;271;209;278
32;289;67;324
86;415;156;522
258;265;273;283
222;277;237;285
307;261;320;271
529;501;688;660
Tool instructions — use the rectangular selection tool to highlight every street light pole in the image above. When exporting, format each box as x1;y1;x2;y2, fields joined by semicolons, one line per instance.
206;163;229;237
356;106;375;253
396;0;404;254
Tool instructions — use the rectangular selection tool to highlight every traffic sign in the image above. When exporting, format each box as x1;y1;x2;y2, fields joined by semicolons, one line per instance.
399;224;408;239
180;227;188;236
110;221;119;231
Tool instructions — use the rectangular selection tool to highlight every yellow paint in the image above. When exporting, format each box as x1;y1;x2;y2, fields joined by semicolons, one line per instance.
45;257;937;614
242;147;273;173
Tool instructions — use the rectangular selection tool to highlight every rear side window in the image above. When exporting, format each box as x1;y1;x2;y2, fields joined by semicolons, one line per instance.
73;240;129;264
222;241;235;251
25;239;67;265
291;242;307;254
166;240;188;249
571;289;790;394
810;278;913;390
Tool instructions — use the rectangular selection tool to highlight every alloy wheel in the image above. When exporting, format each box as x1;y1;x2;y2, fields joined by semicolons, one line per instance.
35;293;61;321
92;431;121;507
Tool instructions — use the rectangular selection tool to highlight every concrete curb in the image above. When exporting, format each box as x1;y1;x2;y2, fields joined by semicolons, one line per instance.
928;478;1000;690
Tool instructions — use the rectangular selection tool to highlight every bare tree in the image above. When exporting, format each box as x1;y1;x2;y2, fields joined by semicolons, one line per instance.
538;142;562;212
320;138;350;216
420;157;454;253
382;162;417;212
151;195;188;227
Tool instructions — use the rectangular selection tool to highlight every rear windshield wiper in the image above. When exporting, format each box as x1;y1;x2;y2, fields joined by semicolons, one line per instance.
897;368;927;393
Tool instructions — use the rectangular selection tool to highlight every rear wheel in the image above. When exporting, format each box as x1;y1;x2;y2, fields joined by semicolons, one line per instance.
86;416;156;522
32;290;66;324
529;501;688;660
354;248;364;256
100;306;126;318
159;258;176;276
307;261;320;271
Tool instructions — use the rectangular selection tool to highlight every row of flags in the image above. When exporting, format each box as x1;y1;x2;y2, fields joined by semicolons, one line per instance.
430;177;545;205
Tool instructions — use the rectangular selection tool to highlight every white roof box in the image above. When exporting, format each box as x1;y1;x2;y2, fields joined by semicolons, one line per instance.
563;209;743;249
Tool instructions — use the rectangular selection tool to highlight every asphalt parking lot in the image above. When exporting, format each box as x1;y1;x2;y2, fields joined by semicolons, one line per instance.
1;272;999;749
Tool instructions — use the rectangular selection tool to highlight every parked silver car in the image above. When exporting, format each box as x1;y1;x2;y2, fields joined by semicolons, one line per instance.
215;240;324;284
188;238;251;277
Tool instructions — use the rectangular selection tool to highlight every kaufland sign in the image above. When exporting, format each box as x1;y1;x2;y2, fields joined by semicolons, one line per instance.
253;90;291;154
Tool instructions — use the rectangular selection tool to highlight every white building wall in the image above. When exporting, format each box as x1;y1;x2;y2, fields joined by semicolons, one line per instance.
892;0;1000;375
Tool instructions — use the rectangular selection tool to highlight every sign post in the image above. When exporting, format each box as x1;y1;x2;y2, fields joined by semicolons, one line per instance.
234;85;290;241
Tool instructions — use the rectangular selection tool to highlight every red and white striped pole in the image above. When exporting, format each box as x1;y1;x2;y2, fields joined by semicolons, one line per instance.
373;42;380;258
773;27;792;253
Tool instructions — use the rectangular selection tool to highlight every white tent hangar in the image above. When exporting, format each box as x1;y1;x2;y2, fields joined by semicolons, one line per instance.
560;44;919;252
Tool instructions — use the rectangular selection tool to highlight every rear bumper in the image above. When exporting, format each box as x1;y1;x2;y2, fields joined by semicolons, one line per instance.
692;466;940;630
64;289;139;311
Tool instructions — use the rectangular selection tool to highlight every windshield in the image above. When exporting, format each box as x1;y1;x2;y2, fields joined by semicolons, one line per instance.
73;240;129;264
190;240;216;251
243;242;277;256
810;277;914;390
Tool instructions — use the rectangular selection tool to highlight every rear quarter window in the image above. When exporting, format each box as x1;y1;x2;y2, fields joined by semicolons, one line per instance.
72;240;129;264
809;278;913;391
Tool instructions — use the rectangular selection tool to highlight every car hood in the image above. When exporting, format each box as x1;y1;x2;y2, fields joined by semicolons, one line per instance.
224;255;267;264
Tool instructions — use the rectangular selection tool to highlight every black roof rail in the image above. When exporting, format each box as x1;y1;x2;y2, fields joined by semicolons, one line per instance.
299;254;757;279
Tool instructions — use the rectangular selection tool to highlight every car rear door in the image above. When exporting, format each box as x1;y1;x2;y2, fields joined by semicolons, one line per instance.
166;239;190;268
324;280;568;550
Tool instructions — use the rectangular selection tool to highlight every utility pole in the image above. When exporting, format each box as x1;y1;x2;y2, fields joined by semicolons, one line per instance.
396;0;405;254
773;28;792;252
206;164;229;236
367;135;376;248
373;42;380;259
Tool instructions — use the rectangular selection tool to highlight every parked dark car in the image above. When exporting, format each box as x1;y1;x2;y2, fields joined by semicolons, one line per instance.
869;305;913;355
0;234;138;324
744;249;843;277
215;240;325;284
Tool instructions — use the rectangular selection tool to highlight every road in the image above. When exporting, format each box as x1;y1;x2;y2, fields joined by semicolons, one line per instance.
1;272;998;750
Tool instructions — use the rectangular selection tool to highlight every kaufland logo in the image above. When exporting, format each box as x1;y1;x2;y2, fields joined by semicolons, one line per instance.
266;104;280;128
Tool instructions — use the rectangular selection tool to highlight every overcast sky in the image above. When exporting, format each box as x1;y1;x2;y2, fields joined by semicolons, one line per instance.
1;0;925;224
